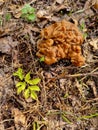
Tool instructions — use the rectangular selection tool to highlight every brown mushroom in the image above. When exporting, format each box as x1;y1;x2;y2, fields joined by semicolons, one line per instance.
36;20;85;66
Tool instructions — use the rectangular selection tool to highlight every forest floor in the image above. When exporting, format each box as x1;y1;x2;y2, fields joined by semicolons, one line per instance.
0;0;98;130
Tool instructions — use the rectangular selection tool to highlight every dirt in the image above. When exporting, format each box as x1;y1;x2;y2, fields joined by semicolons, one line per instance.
0;0;98;130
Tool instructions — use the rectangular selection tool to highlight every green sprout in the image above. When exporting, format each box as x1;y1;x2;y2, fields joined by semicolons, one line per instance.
39;56;45;62
80;21;88;39
13;68;41;100
21;4;36;22
64;93;69;98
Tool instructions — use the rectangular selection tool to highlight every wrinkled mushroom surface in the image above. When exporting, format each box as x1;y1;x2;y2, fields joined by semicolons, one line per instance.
36;20;85;66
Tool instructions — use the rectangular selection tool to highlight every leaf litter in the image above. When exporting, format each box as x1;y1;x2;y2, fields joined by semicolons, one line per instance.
0;0;98;130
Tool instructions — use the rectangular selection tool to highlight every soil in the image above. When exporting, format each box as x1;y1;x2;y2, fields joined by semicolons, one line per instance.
0;0;98;130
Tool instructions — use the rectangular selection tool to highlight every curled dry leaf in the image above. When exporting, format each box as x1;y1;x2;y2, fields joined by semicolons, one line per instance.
36;20;85;66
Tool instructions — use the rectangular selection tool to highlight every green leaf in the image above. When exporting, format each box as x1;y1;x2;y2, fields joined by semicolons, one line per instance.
24;89;30;99
62;114;72;124
21;4;35;15
80;21;87;32
27;6;35;14
17;82;26;95
26;14;36;21
39;56;45;62
13;68;24;80
25;71;31;82
21;13;26;18
64;93;69;98
83;32;87;39
29;85;40;91
21;4;36;21
28;78;41;85
30;91;38;100
16;82;24;88
21;4;30;14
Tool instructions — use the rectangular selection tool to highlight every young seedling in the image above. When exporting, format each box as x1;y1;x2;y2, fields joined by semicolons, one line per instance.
39;56;45;62
21;4;36;22
13;68;41;100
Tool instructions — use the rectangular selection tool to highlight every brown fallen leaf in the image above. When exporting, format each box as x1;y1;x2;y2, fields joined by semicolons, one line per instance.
37;10;52;19
12;108;26;127
0;36;18;54
84;0;96;9
87;80;98;97
56;0;64;4
37;10;47;18
14;10;22;19
89;38;98;50
8;4;22;18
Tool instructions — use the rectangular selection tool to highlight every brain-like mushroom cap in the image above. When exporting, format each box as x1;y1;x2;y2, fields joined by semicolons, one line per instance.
36;20;85;66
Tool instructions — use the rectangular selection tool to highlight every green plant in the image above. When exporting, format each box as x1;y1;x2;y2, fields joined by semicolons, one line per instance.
39;56;45;62
13;68;41;100
62;114;72;124
80;21;88;39
21;4;36;22
64;93;69;98
33;122;40;130
5;13;11;21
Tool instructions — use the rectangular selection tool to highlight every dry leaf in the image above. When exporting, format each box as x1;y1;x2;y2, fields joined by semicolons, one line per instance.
9;4;22;18
14;11;21;19
12;108;26;126
89;38;98;50
37;10;47;18
87;80;98;97
37;10;52;19
0;37;18;54
56;0;64;4
84;0;96;9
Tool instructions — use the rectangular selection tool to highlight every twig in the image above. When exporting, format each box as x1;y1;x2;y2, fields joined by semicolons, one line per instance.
86;97;98;103
50;72;98;81
0;119;14;124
